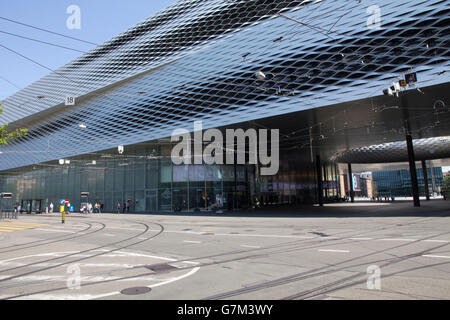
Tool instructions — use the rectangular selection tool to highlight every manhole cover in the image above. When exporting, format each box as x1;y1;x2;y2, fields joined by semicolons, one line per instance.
120;287;152;295
145;263;178;272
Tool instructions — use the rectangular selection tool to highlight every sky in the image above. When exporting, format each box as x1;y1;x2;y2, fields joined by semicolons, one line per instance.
0;0;178;100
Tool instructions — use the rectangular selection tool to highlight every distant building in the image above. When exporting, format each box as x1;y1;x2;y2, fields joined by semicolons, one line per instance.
372;168;443;197
341;172;373;198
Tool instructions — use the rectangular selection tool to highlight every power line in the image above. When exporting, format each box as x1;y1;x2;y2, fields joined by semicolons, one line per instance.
0;30;88;53
0;43;61;75
0;16;99;46
0;75;21;90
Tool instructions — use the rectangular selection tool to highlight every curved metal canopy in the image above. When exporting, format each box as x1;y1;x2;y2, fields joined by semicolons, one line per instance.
332;136;450;164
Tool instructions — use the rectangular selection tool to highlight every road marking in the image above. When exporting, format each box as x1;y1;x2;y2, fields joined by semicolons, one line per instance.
106;227;144;231
164;230;315;240
422;255;450;259
241;245;261;249
81;267;201;300
103;234;115;237
183;240;201;244
215;233;315;239
422;240;449;243
0;250;200;300
0;223;48;227
348;237;373;241
33;229;78;233
318;249;350;253
379;238;416;242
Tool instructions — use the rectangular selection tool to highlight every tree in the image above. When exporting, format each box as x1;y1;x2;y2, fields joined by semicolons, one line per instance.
0;105;28;145
443;175;450;200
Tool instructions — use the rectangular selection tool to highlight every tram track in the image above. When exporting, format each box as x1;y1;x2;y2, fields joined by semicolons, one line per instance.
0;221;99;254
0;212;448;300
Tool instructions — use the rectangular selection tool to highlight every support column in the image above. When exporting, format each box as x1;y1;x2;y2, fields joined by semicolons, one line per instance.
406;135;420;207
421;160;430;201
316;155;323;207
347;163;354;203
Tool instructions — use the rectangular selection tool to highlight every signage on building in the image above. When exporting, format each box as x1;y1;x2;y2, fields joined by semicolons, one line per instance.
1;193;13;199
352;174;361;192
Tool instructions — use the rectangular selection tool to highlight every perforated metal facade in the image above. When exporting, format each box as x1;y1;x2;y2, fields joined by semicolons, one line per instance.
1;0;449;170
0;0;449;212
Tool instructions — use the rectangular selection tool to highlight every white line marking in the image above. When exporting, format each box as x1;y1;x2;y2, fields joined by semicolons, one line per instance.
164;230;315;239
422;240;449;243
215;233;315;239
33;229;78;233
348;237;373;241
422;255;450;259
240;245;261;249
84;266;201;301
106;227;144;231
379;238;417;242
318;249;350;253
183;240;201;244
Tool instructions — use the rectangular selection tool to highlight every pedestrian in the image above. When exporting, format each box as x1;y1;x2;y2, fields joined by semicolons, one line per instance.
126;201;130;213
123;202;126;213
49;202;54;213
116;201;121;214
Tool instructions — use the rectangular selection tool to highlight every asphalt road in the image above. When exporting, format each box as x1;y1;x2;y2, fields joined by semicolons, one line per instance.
0;199;449;300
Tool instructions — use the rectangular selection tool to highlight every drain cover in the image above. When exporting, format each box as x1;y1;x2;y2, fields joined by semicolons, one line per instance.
145;263;178;272
120;287;152;295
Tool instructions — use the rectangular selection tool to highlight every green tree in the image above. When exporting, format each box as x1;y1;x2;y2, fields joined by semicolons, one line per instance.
0;106;28;145
443;175;450;200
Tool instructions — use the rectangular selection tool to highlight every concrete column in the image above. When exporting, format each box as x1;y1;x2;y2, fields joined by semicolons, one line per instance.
406;135;420;207
347;163;354;203
316;155;323;207
421;160;430;201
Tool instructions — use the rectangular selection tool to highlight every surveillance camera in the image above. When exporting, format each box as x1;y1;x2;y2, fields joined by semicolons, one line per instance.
255;70;266;80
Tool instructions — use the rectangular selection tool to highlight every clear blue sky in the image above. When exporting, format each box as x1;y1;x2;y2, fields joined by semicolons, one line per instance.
0;0;177;100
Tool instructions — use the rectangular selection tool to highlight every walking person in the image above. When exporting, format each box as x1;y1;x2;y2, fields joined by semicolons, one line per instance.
123;202;126;213
49;202;54;213
116;201;121;214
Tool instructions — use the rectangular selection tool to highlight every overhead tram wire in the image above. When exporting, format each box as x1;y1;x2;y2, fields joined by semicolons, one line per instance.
0;16;99;46
1;4;446;158
0;30;88;54
0;75;21;90
1;39;444;156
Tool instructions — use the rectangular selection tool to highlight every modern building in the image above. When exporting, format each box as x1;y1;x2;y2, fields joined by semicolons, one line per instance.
0;0;449;213
372;167;443;197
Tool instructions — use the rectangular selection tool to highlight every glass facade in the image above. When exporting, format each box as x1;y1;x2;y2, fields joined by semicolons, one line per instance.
372;168;444;197
0;141;341;213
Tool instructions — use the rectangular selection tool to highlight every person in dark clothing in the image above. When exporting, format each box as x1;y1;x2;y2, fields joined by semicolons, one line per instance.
123;202;126;213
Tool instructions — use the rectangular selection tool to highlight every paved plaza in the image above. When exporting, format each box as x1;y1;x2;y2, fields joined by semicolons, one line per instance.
0;199;449;300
